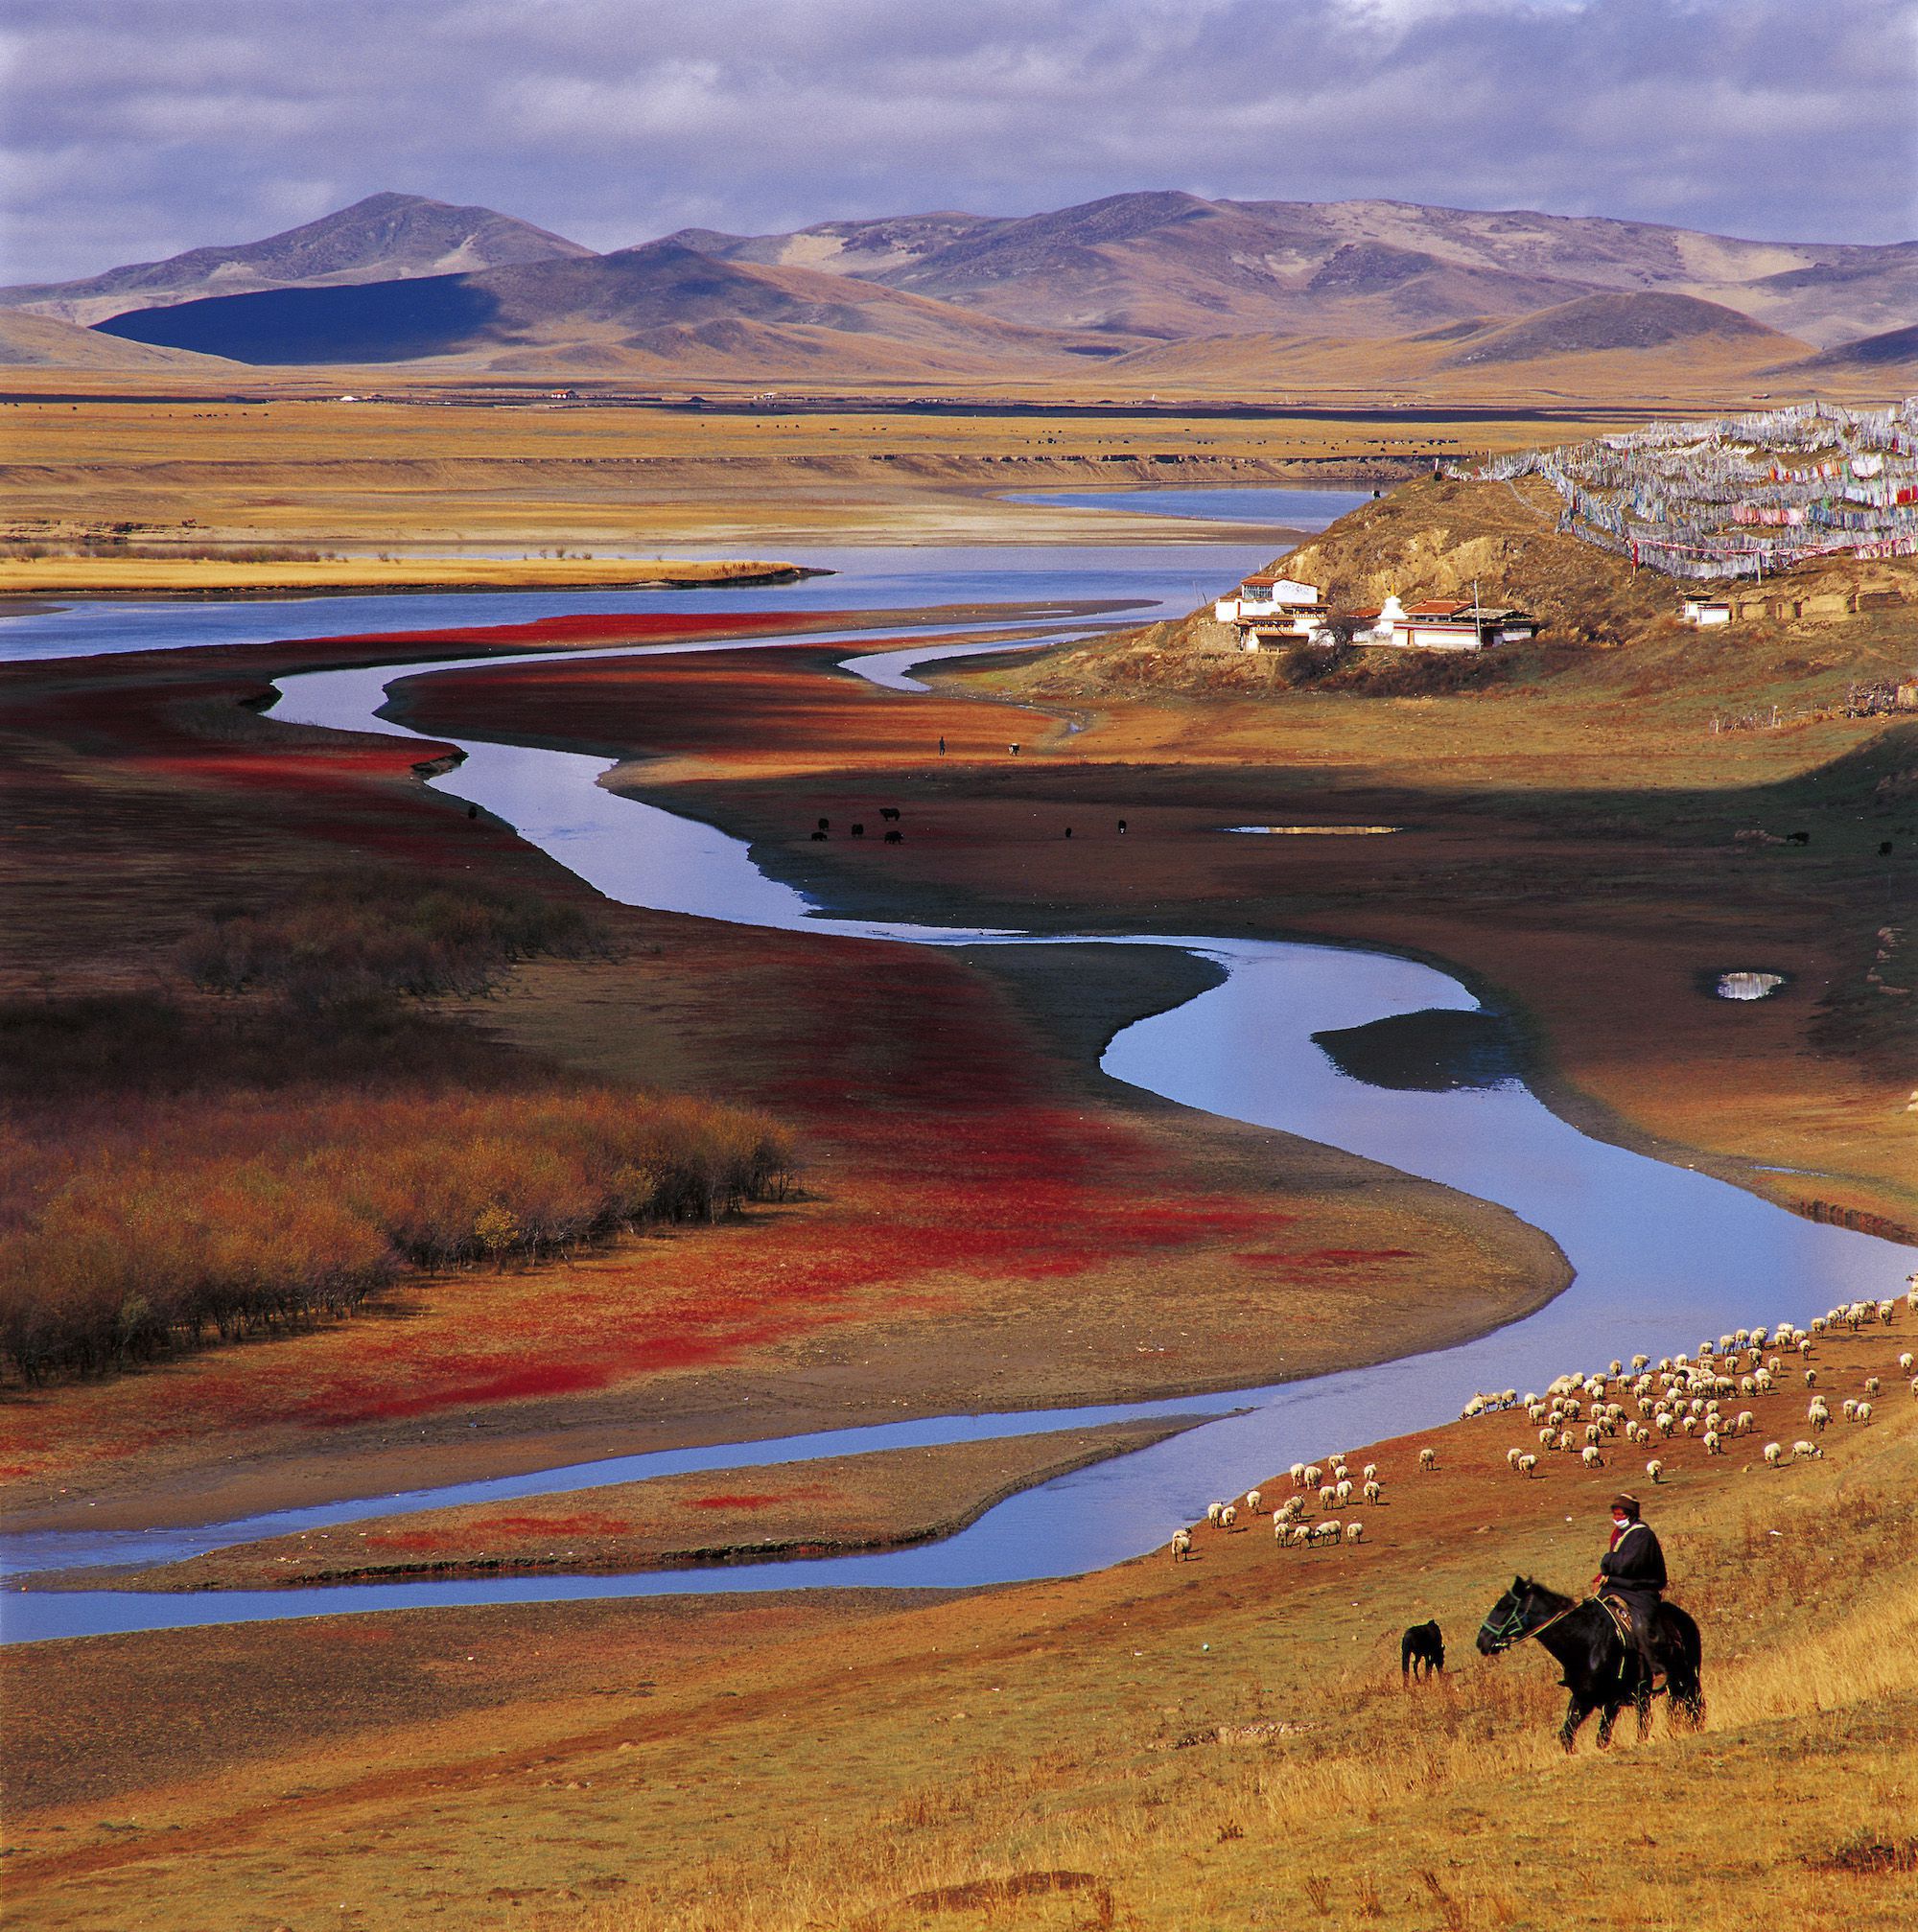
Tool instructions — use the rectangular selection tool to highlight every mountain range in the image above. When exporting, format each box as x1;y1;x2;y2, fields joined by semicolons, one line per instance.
7;190;1912;388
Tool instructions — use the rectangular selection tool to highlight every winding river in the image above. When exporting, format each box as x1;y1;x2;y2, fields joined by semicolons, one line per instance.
4;488;1910;1641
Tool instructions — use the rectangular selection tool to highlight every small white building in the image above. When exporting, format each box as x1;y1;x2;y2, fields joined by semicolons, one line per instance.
1306;593;1539;652
1216;574;1324;649
1680;596;1734;627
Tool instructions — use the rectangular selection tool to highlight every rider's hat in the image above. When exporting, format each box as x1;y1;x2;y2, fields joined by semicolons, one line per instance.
1610;1492;1641;1517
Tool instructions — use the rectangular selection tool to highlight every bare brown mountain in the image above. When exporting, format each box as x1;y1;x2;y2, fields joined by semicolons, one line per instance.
1;193;591;327
92;240;1117;376
1775;321;1918;384
0;311;240;372
1437;292;1796;366
666;193;1915;348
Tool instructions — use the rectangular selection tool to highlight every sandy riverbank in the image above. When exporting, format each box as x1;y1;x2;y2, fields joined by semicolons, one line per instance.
0;556;823;598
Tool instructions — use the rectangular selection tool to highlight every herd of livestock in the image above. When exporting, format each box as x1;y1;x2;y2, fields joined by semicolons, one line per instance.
1467;397;1918;580
1172;1284;1917;1565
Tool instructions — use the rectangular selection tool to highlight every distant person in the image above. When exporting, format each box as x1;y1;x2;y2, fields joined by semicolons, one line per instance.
1009;742;1020;755
1117;818;1128;834
938;735;946;755
1064;826;1072;838
1593;1492;1666;1682
466;803;478;820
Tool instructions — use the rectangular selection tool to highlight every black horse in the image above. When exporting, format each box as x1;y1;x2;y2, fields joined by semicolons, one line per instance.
1476;1575;1704;1751
1401;1619;1444;1680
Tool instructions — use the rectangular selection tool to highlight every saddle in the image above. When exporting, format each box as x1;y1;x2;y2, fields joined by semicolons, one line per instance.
1595;1592;1667;1688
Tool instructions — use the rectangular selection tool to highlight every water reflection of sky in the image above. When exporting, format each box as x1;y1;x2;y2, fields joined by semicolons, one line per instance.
5;488;1911;1641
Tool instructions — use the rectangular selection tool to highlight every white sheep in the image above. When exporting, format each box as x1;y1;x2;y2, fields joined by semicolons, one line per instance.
1363;1479;1383;1504
1647;1458;1664;1483
1344;1521;1365;1545
1334;1479;1353;1508
1581;1445;1603;1469
1418;1447;1438;1470
1290;1524;1313;1548
1704;1431;1723;1456
1792;1439;1822;1461
1736;1410;1756;1434
1841;1399;1858;1421
1171;1527;1193;1561
1289;1461;1307;1488
1764;1441;1784;1467
1506;1447;1523;1468
1332;1462;1350;1482
1362;1463;1378;1482
1301;1463;1323;1489
1808;1400;1830;1432
1900;1354;1914;1375
1856;1402;1873;1425
1218;1503;1238;1529
1205;1501;1226;1525
1517;1453;1538;1478
1245;1488;1263;1515
1864;1379;1880;1398
1312;1520;1341;1546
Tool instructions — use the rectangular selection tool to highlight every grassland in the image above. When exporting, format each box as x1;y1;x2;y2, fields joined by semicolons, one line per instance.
0;379;1644;562
8;1319;1914;1932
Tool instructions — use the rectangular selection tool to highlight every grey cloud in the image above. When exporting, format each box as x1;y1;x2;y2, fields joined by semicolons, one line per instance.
2;0;1911;286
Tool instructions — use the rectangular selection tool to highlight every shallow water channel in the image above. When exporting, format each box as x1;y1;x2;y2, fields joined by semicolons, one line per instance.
4;492;1911;1641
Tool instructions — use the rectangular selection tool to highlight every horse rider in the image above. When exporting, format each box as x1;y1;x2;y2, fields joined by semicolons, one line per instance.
1593;1491;1666;1685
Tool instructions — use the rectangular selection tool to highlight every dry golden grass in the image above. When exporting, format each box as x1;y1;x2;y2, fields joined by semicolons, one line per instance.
0;386;1640;554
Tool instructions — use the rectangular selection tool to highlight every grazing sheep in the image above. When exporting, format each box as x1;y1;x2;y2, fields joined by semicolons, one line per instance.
1171;1527;1193;1562
1418;1447;1438;1471
1539;1427;1557;1447
1805;1369;1818;1387
1507;1447;1523;1468
1332;1463;1351;1483
1345;1521;1365;1545
1842;1399;1859;1421
1274;1515;1290;1543
1647;1458;1665;1483
1808;1401;1830;1432
1334;1479;1354;1507
1302;1464;1323;1489
1219;1503;1239;1529
1631;1354;1650;1372
1864;1379;1880;1399
1899;1354;1913;1375
1363;1463;1379;1482
1911;1376;1918;1399
1319;1484;1337;1510
1792;1439;1822;1461
1205;1501;1226;1525
1289;1462;1307;1488
1585;1423;1602;1446
1857;1402;1873;1425
1517;1454;1538;1478
1704;1431;1723;1456
1764;1442;1784;1467
1290;1524;1313;1548
1581;1446;1603;1469
1312;1520;1341;1546
1245;1488;1263;1515
1364;1479;1383;1504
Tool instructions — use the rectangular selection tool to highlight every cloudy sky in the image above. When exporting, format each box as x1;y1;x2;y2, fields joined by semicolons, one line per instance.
3;0;1913;284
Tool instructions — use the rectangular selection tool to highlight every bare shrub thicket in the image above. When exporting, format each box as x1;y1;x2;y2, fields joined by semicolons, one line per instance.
0;872;796;1385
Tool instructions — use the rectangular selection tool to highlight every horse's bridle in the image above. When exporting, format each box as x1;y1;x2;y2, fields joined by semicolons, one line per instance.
1479;1594;1584;1654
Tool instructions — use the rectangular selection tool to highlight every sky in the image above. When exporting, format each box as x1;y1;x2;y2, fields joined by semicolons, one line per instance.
3;0;1914;286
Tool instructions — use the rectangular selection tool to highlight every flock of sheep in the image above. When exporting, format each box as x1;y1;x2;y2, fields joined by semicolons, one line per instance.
1170;1283;1916;1565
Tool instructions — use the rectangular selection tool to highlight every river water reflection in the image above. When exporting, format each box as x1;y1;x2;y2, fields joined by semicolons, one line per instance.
3;492;1909;1641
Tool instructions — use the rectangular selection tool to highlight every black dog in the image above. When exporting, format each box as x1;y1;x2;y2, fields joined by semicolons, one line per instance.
1401;1620;1444;1680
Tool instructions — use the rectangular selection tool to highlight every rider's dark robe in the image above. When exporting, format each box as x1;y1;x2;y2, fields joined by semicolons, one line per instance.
1599;1520;1667;1607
